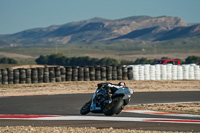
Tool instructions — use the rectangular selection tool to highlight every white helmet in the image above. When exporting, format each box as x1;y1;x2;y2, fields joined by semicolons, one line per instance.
118;82;126;87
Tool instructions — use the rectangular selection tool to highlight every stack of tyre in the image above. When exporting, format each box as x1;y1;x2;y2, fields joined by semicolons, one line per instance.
150;65;156;80
132;65;139;80
189;64;195;80
155;65;161;80
144;65;150;80
128;64;200;81
177;65;183;80
172;65;178;80
160;65;167;80
194;65;200;80
166;64;172;80
182;65;190;79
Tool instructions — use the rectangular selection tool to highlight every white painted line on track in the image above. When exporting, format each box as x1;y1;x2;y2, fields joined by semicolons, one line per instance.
122;109;200;118
0;114;200;124
141;101;200;105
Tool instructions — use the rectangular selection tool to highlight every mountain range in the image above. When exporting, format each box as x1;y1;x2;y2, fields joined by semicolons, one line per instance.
0;16;200;46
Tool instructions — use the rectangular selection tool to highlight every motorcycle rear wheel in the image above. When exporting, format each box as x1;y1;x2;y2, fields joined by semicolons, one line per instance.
103;97;123;116
80;100;91;115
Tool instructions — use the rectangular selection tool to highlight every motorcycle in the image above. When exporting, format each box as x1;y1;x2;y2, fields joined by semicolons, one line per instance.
80;82;133;116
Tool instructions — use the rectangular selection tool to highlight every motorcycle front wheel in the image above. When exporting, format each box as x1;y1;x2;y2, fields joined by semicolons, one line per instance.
80;100;91;115
103;97;123;116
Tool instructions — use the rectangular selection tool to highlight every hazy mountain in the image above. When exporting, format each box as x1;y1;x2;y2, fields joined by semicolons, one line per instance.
0;15;199;46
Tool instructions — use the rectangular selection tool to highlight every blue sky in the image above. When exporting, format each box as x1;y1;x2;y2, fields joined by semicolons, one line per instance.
0;0;200;34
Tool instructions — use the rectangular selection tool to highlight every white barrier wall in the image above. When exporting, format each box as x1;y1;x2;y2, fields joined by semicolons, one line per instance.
128;64;200;80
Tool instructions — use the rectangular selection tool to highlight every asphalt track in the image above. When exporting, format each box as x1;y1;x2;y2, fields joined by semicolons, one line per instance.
0;91;200;132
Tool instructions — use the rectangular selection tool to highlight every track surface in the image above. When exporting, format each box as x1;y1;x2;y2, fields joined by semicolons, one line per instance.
0;91;200;132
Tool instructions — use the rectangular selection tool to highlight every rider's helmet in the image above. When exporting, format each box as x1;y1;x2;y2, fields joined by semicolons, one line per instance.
118;82;126;87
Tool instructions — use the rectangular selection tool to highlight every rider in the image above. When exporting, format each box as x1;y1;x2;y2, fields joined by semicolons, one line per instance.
96;82;126;104
108;82;126;94
97;82;126;94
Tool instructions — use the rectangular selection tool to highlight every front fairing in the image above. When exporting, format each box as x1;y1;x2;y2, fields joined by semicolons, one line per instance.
115;87;133;100
90;88;105;112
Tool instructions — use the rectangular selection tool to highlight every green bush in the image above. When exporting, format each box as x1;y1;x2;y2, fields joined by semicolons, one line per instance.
0;57;18;64
184;56;200;65
35;53;120;66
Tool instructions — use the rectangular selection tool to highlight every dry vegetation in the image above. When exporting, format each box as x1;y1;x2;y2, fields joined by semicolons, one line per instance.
0;52;34;59
0;80;200;96
0;126;191;133
125;103;200;115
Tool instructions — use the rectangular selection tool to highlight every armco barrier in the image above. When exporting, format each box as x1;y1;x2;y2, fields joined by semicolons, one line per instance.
0;64;200;84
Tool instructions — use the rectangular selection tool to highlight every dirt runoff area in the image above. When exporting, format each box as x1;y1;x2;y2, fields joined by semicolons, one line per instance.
0;80;200;133
0;126;192;133
0;80;200;97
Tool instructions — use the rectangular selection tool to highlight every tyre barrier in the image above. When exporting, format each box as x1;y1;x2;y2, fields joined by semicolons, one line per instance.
13;69;20;84
127;64;200;80
55;67;61;82
31;68;38;84
122;66;128;80
1;69;8;84
66;66;72;81
20;68;26;84
78;67;84;81
112;65;117;80
117;65;122;80
89;66;95;81
43;67;49;83
0;64;200;84
95;66;101;81
84;67;90;81
49;67;55;83
72;66;78;81
61;67;66;82
106;66;112;81
101;66;106;81
26;68;32;83
8;68;14;84
38;68;44;83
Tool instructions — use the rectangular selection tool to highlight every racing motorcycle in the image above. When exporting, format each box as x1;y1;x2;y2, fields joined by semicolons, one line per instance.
80;82;133;116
